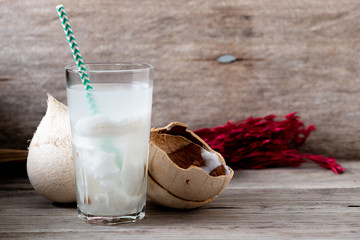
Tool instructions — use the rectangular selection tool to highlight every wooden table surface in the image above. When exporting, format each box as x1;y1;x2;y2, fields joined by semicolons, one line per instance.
1;161;359;240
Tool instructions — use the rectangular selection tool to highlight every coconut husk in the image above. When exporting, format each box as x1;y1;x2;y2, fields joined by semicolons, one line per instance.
147;122;234;208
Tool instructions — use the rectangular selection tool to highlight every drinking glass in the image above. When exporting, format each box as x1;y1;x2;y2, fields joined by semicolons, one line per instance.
66;63;153;224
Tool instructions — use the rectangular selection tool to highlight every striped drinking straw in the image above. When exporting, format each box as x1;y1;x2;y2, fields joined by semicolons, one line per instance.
56;5;122;169
56;4;98;115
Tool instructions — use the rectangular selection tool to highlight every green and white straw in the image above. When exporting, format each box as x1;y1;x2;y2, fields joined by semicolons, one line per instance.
56;5;122;169
56;4;98;115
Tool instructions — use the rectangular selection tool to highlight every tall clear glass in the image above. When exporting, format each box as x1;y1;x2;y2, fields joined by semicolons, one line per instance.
65;63;153;224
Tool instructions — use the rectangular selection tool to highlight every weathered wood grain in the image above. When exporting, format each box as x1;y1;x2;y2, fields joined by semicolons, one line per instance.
1;0;360;160
0;149;27;163
0;161;360;239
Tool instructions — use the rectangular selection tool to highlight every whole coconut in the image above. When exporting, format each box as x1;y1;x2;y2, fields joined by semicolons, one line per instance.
27;94;76;203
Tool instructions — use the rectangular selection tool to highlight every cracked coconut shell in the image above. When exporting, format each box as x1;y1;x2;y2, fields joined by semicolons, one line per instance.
147;122;234;209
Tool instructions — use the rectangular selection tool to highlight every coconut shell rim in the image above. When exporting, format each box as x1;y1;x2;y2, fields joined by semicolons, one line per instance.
149;142;234;180
150;122;234;178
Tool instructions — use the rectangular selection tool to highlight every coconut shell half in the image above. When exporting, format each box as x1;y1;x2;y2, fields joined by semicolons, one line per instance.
147;122;234;208
147;174;216;209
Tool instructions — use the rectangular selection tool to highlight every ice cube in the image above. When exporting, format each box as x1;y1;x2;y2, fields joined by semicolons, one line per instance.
80;148;120;179
75;114;131;137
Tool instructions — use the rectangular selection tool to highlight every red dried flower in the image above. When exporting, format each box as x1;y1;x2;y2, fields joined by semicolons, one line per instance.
195;113;345;174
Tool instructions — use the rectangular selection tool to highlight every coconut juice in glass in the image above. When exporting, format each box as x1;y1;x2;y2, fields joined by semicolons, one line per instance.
65;63;153;224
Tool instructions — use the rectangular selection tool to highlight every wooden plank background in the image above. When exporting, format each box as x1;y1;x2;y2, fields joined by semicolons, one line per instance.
1;0;360;159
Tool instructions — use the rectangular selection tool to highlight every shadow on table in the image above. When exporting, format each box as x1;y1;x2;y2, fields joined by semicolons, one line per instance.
53;202;77;208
